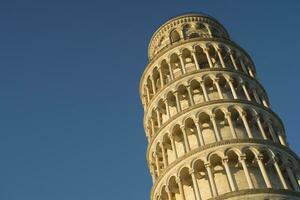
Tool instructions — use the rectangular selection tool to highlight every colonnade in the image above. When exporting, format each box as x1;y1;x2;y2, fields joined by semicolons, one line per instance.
142;43;256;107
146;74;269;137
154;148;300;200
148;105;287;177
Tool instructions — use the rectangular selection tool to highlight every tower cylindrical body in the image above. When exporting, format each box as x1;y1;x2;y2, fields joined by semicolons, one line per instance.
139;13;300;200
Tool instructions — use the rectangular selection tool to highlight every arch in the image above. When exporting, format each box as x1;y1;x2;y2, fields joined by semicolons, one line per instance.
170;29;180;44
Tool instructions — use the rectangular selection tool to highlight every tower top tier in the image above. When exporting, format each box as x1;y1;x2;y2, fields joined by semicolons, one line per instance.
148;12;230;61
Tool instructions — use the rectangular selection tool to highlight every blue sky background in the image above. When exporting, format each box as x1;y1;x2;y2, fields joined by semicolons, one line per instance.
0;1;299;199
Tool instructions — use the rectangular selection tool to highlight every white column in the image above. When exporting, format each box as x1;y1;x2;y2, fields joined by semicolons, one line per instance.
150;118;155;135
191;51;200;70
179;54;186;74
239;57;248;74
156;109;161;128
195;120;205;146
229;51;238;70
225;112;237;139
273;158;288;189
257;155;272;188
166;187;172;200
205;163;217;197
228;79;238;99
151;75;157;94
164;99;171;119
253;89;262;104
160;143;168;168
262;98;269;108
255;115;267;140
169;134;178;159
181;126;190;152
158;67;164;88
174;91;182;112
187;86;195;106
267;122;279;143
146;87;151;102
210;114;221;141
286;166;300;191
240;155;254;189
204;48;213;68
241;83;251;100
176;177;186;200
223;157;236;191
217;48;226;68
155;154;160;176
190;169;201;200
200;81;209;101
167;58;174;80
241;112;253;138
214;78;224;99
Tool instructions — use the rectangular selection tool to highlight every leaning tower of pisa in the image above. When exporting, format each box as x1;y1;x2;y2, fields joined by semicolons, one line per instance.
139;13;300;200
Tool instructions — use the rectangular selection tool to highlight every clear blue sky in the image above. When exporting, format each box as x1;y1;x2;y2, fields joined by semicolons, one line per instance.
0;1;299;199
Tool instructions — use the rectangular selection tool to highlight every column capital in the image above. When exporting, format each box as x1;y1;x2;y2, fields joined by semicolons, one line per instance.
210;114;216;120
240;111;247;117
205;162;211;168
168;133;174;138
256;154;264;161
175;177;181;184
239;154;247;161
189;168;195;175
225;112;231;118
222;156;229;163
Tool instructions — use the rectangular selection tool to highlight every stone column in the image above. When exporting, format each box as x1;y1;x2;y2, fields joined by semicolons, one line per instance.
214;78;224;99
160;143;168;168
146;87;151;102
191;50;200;70
204;48;213;68
273;158;288;189
155;154;160;176
253;89;262;104
210;114;221;141
255;115;268;140
200;81;209;101
190;169;201;200
176;177;186;200
156;109;161;128
229;51;238;71
205;163;217;197
228;79;238;99
286;166;300;191
267;121;279;143
241;112;253;138
187;85;195;106
239;57;248;74
150;118;155;135
225;112;237;139
167;58;174;80
257;155;272;188
174;91;182;112
195;120;205;146
179;53;187;74
158;67;164;88
164;99;171;119
223;157;236;191
241;82;251;100
240;155;254;189
216;48;226;68
151;75;157;94
181;125;191;152
166;187;172;200
169;133;178;159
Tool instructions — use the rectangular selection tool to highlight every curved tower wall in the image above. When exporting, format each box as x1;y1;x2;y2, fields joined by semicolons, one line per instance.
139;13;300;200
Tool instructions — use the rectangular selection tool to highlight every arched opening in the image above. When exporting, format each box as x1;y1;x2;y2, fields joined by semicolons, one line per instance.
193;159;210;199
170;53;183;78
170;29;180;44
180;167;195;200
195;45;209;69
210;154;231;194
199;112;216;144
182;48;196;72
184;118;199;149
190;80;204;104
167;92;177;117
178;85;191;110
172;125;186;157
